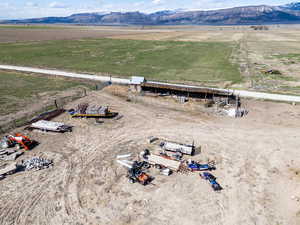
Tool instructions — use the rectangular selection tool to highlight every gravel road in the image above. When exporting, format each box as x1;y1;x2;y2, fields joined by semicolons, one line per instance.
1;64;300;103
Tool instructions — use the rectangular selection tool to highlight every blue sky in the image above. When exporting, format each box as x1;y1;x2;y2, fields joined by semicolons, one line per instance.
0;0;295;20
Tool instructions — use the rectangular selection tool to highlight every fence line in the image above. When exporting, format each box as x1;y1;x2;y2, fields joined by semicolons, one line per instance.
0;89;87;134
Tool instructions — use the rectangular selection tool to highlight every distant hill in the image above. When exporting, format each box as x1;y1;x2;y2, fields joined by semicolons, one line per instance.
282;2;300;10
3;2;300;25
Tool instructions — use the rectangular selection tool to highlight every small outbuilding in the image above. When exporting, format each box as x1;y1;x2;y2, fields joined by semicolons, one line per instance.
130;76;145;93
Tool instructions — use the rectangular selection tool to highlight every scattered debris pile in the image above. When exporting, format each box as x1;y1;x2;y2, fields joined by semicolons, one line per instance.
0;148;23;161
141;149;182;171
27;120;72;133
0;163;17;180
0;157;53;181
116;154;152;185
224;108;248;118
68;103;118;118
127;161;152;185
21;157;53;171
117;138;222;191
202;96;249;118
214;97;248;118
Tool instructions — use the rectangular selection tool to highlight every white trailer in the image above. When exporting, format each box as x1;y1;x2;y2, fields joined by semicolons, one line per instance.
29;120;72;133
161;141;195;155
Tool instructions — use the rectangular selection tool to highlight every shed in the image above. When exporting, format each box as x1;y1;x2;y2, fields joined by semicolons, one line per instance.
130;76;145;85
130;76;145;93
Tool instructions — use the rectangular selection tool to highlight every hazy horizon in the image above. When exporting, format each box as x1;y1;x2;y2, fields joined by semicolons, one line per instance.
0;0;295;20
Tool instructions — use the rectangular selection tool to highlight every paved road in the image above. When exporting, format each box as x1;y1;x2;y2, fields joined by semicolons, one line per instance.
1;64;300;103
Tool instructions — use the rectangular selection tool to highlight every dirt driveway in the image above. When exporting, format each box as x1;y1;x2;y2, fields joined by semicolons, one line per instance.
0;86;299;225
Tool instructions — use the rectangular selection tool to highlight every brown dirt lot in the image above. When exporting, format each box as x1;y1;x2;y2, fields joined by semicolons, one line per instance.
0;27;171;43
0;86;299;225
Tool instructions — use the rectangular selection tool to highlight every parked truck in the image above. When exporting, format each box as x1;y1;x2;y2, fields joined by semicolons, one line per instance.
127;161;152;185
200;172;222;191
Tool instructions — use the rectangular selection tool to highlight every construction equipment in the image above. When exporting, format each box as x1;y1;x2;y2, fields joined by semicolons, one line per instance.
116;154;152;186
200;172;222;191
0;136;15;149
27;120;72;133
68;103;118;118
0;133;35;151
187;160;216;172
127;161;152;185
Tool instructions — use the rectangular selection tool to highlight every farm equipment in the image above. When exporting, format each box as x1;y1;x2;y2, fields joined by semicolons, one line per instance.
187;160;216;171
27;120;72;133
127;161;152;185
116;155;152;186
200;172;222;191
68;103;118;118
0;133;35;151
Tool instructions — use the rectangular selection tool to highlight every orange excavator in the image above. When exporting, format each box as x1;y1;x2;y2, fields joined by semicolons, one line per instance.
0;133;35;151
127;161;152;185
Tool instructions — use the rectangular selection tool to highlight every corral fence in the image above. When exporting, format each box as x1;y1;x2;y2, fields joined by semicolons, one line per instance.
0;88;88;134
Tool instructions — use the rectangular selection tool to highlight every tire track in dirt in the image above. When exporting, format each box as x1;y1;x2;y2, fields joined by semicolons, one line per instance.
0;174;52;225
57;95;173;224
208;125;280;225
1;89;299;225
45;145;81;223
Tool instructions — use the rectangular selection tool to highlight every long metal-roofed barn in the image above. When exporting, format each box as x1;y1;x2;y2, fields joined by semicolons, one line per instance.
131;76;235;99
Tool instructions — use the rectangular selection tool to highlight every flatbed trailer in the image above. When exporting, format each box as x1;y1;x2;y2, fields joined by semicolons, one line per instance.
68;104;118;118
70;112;118;118
26;120;72;133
